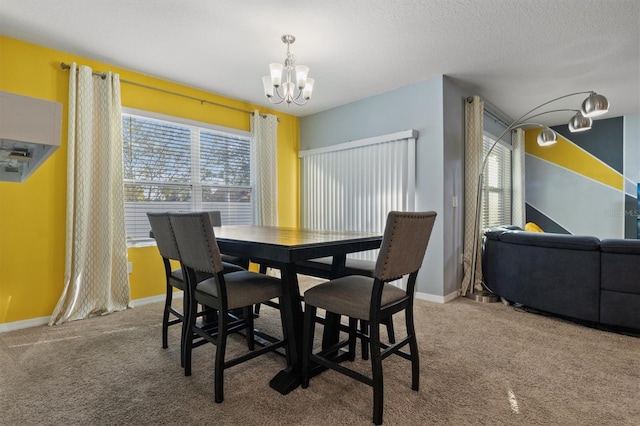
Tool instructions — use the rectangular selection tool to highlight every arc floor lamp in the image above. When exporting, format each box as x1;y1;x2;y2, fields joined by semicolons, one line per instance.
467;91;609;302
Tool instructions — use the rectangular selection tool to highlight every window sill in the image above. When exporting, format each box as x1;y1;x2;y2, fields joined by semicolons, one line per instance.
127;238;156;248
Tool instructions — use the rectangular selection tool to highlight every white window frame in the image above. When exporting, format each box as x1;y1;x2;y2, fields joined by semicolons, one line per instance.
122;108;252;245
481;131;513;228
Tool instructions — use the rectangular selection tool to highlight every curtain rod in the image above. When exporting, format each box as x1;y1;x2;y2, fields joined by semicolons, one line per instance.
467;95;513;128
60;62;271;118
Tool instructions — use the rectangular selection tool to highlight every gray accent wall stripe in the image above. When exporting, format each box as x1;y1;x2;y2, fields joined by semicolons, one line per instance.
526;154;623;238
624;194;637;239
553;116;623;174
525;203;570;234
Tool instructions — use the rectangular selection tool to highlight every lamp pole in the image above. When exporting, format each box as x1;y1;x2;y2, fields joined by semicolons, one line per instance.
465;91;609;300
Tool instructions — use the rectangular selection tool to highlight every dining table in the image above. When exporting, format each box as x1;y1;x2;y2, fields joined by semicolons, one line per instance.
213;225;383;395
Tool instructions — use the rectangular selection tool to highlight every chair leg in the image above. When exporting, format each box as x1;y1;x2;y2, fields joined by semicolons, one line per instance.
406;307;420;391
162;282;172;349
301;305;317;388
214;309;229;403
254;265;269;317
348;317;357;362
183;295;197;377
243;306;255;351
383;316;396;344
370;319;384;425
360;320;370;360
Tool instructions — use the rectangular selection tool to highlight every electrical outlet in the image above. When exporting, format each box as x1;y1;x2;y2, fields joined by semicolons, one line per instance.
452;196;458;208
127;262;133;274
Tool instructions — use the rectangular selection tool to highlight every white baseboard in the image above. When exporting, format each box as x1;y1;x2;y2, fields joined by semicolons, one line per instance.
0;316;51;333
128;293;182;307
415;289;459;304
0;293;185;333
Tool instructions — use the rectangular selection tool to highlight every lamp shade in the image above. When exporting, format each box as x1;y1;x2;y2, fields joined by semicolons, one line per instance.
568;112;592;132
295;65;309;89
302;78;314;100
262;75;274;98
537;128;557;146
581;93;609;117
269;63;283;87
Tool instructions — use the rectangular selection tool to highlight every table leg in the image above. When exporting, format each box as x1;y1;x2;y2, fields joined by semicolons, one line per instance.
269;263;303;395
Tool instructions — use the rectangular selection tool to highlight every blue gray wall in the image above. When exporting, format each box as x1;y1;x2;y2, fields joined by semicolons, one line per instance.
300;75;469;300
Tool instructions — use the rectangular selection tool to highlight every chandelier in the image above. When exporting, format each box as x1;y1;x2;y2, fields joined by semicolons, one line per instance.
262;35;314;106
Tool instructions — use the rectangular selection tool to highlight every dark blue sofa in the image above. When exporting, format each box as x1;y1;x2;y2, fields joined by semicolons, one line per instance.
482;226;640;332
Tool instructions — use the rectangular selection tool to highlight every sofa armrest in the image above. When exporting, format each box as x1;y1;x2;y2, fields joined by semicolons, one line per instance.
499;231;600;251
600;239;640;254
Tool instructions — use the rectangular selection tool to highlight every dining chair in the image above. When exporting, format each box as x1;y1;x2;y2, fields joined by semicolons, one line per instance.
146;212;245;366
295;256;396;359
301;211;437;425
169;211;290;403
207;210;250;269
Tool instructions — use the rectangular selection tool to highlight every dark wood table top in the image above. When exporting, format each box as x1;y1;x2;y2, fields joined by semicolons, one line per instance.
214;225;382;265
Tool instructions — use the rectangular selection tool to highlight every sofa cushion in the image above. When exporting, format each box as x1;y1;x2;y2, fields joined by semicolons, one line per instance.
600;238;640;255
484;225;522;241
498;230;601;251
600;290;640;329
600;252;640;294
525;222;544;233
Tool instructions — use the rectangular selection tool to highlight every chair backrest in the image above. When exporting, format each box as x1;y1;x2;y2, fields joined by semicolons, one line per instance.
147;212;180;261
169;212;225;274
208;211;222;227
374;211;437;281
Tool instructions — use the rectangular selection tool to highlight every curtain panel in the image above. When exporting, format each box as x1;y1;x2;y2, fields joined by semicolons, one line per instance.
250;112;279;226
50;63;130;325
460;96;484;296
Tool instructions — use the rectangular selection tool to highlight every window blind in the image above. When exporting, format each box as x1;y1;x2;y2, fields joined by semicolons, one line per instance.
122;113;252;239
481;133;512;228
300;130;417;261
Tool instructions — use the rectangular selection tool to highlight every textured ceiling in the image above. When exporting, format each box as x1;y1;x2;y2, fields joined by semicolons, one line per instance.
0;0;638;125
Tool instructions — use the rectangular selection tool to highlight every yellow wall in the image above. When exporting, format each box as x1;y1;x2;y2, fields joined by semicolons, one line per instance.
0;36;300;325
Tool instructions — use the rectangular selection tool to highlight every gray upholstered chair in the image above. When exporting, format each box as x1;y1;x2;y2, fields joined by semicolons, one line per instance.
168;212;289;403
207;211;250;269
301;211;437;425
295;255;395;359
146;212;244;367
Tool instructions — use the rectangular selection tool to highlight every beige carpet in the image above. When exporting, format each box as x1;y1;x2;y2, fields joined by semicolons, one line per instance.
1;279;639;425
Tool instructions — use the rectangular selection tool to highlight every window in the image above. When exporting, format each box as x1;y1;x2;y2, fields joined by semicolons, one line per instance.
122;111;252;240
481;133;512;228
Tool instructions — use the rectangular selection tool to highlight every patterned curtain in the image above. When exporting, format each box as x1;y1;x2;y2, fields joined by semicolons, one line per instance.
49;63;130;325
460;96;484;296
511;128;526;227
250;111;279;226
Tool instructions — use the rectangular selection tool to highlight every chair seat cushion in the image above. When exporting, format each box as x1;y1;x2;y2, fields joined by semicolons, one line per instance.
196;270;282;310
171;268;224;290
221;261;245;273
221;253;248;268
303;275;406;320
169;268;185;290
297;257;375;278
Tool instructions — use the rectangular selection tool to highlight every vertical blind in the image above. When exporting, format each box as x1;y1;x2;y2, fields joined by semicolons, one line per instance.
481;133;512;228
122;112;252;239
300;130;417;261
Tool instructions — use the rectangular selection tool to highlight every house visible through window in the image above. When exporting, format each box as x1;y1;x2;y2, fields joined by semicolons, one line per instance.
481;133;512;228
122;110;252;240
